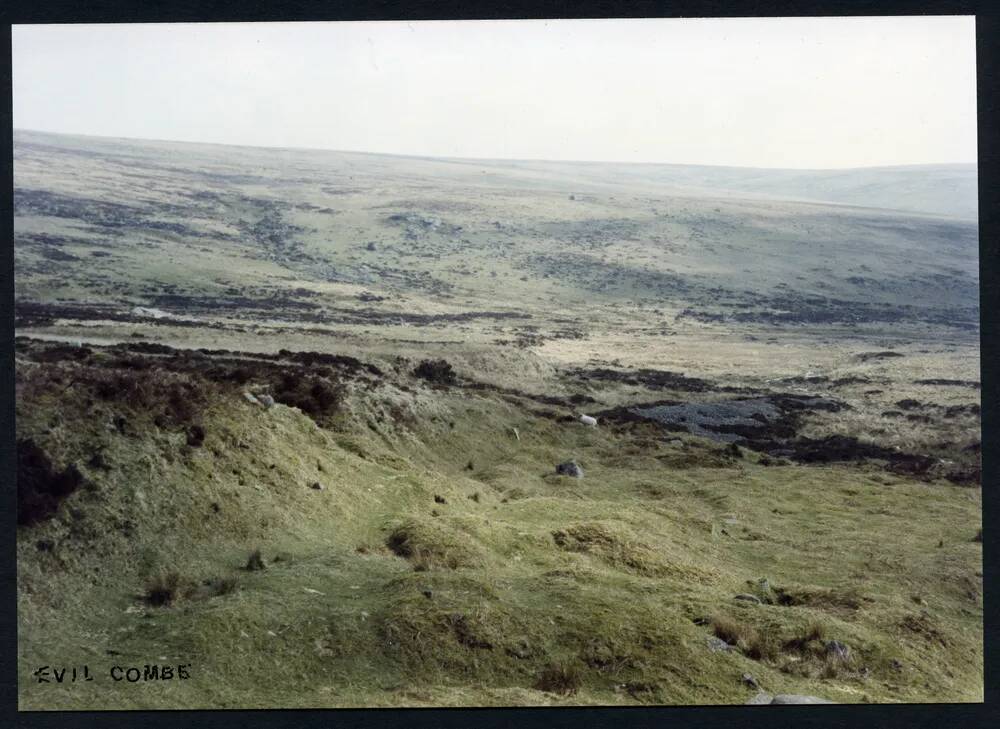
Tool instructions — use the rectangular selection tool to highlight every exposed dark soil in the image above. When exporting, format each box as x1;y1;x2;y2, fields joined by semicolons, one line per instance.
15;337;381;430
569;367;713;393
14;298;531;330
856;351;906;362
679;294;978;330
913;379;980;389
597;386;976;485
17;438;85;526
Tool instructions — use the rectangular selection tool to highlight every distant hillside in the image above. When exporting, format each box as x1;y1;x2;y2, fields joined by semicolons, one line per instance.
453;159;979;221
15;129;978;219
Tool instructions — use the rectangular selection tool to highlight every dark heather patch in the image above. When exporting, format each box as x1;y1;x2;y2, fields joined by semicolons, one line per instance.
17;439;85;525
856;351;905;362
570;367;712;393
914;378;981;388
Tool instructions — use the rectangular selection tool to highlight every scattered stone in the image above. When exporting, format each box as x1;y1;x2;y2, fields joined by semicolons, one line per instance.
734;593;762;604
245;549;266;571
310;482;324;491
770;694;834;704
257;393;275;408
243;391;259;405
556;461;584;478
422;589;433;599
746;691;774;705
741;673;761;689
434;494;447;504
825;640;851;661
706;636;732;653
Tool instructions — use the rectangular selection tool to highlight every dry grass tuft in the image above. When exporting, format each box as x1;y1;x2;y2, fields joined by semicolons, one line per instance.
245;549;266;571
143;570;187;607
551;522;703;579
711;615;750;646
711;615;778;661
533;661;582;695
386;519;486;570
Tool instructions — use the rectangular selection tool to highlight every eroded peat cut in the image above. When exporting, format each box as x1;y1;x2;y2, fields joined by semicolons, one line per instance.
602;391;978;484
14;129;981;709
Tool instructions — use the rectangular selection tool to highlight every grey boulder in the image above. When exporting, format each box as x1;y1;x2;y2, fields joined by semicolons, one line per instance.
746;693;834;705
770;694;834;704
556;461;584;478
706;636;732;653
825;640;851;661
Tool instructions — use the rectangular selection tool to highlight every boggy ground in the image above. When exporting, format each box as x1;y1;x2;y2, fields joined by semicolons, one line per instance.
15;337;983;708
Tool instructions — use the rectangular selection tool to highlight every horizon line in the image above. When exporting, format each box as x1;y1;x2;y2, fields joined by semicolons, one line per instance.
12;127;979;173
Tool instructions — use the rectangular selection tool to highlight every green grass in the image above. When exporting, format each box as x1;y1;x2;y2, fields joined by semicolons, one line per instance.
15;355;983;709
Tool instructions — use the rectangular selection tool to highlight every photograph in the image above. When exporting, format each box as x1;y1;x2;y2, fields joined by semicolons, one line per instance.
12;16;982;709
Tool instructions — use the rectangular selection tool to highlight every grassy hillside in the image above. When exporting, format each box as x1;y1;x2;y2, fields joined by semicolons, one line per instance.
15;339;983;709
13;130;982;708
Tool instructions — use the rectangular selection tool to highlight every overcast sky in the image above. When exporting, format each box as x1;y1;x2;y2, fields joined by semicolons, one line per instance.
12;17;977;169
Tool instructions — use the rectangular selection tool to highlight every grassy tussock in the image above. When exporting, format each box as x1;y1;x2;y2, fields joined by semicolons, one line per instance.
378;581;523;676
551;522;709;581
771;585;869;613
534;661;583;695
710;615;778;661
386;519;487;570
143;569;241;607
143;570;189;606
